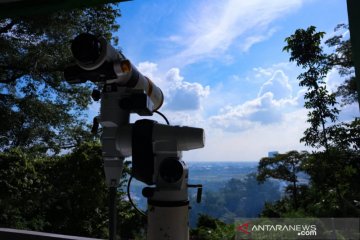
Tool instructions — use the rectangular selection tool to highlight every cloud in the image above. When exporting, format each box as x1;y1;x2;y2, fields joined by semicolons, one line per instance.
253;67;274;78
137;62;210;112
165;68;210;111
240;28;278;52
163;0;303;66
258;70;292;100
209;68;299;132
209;92;289;131
185;108;310;162
325;68;345;93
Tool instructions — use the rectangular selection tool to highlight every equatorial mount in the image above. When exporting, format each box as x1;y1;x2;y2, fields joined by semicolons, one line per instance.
64;33;205;240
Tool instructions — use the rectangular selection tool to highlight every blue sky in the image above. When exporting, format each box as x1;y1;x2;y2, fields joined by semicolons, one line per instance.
90;0;358;161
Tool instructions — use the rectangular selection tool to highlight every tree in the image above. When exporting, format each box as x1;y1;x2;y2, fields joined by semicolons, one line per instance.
325;24;357;106
0;4;148;238
0;141;146;238
257;151;308;209
0;147;49;230
190;214;234;240
283;26;339;151
0;5;120;154
189;173;281;227
269;25;360;218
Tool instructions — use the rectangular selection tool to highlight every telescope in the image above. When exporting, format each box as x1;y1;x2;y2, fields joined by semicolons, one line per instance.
64;33;205;240
64;33;163;111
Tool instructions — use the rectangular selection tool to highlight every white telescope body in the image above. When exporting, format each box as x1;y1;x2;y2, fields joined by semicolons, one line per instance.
153;124;205;152
113;123;205;165
70;33;163;111
112;60;164;111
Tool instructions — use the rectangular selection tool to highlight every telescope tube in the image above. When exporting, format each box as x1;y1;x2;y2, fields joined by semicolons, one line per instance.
69;33;164;111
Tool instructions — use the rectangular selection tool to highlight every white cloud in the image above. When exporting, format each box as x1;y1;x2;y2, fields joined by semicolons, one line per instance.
258;70;293;100
137;61;158;79
253;62;300;81
163;0;303;66
185;108;310;162
209;91;297;132
137;61;210;112
208;68;299;132
165;68;210;111
325;68;345;93
253;67;273;78
240;28;278;52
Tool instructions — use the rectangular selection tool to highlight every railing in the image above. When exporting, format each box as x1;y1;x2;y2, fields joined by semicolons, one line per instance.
0;228;103;240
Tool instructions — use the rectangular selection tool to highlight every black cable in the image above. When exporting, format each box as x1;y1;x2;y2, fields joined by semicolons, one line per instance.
127;175;146;216
154;110;170;125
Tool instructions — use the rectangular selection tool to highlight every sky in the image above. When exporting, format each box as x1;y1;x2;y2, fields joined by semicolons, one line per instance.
89;0;359;162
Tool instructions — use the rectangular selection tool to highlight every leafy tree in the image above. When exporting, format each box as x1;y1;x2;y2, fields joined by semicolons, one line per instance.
0;5;149;238
257;151;308;209
0;147;49;230
0;5;120;154
325;24;357;106
0;141;146;238
190;214;235;240
190;174;281;226
284;26;340;151
264;25;360;218
223;174;280;217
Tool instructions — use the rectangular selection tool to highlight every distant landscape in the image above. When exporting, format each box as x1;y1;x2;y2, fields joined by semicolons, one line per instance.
188;161;258;182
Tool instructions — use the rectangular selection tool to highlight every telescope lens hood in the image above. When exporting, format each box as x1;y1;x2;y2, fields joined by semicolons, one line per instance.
71;33;102;63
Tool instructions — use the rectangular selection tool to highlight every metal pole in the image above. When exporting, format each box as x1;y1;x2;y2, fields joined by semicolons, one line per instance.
346;0;360;111
109;186;117;240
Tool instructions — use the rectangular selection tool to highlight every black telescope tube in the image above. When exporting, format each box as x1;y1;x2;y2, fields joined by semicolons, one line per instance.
71;33;102;63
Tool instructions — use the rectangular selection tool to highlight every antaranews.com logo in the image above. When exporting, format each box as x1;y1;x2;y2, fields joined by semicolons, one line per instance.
235;218;359;240
236;221;316;237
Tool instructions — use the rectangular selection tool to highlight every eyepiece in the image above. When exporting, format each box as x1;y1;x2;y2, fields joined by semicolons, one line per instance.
71;33;102;63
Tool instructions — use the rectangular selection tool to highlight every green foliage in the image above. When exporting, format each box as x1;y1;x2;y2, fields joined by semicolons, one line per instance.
325;24;357;105
0;142;145;238
190;174;281;227
327;118;360;150
336;77;358;105
260;25;360;219
190;214;235;240
224;174;280;218
41;142;109;237
0;5;120;154
0;147;49;230
284;26;339;150
283;26;326;69
0;4;149;238
257;151;308;209
302;148;360;217
257;151;307;183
